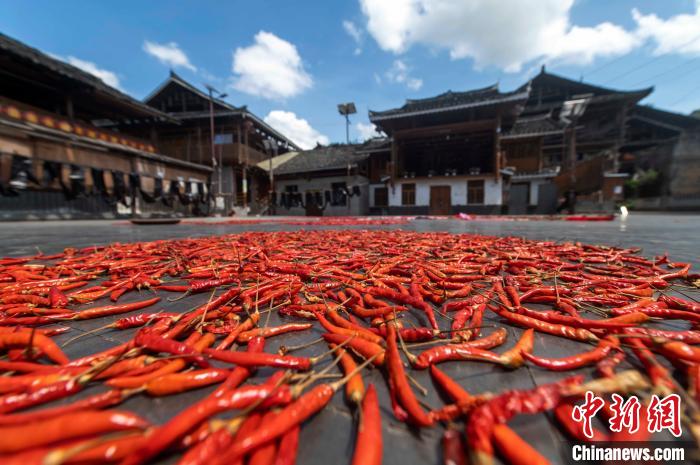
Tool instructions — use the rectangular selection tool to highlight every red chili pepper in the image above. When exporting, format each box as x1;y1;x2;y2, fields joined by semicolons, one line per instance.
385;321;433;426
273;425;300;465
204;348;311;370
351;384;382;465
134;331;210;368
119;382;292;465
489;304;598;343
207;383;335;463
660;294;700;312
145;368;229;396
492;423;551;465
0;388;126;426
414;328;507;369
330;343;365;405
0;332;69;364
48;286;69;307
321;333;386;366
71;297;161;320
523;337;619;371
0;409;149;453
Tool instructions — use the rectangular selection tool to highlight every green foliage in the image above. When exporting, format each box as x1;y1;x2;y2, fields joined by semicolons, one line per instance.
625;169;663;198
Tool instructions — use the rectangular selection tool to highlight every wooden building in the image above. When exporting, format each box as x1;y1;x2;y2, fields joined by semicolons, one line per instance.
131;72;300;214
621;105;700;209
366;67;679;215
259;141;391;216
0;33;212;220
369;85;529;215
513;68;653;210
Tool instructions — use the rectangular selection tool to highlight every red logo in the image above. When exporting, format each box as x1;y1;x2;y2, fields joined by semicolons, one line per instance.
571;391;682;439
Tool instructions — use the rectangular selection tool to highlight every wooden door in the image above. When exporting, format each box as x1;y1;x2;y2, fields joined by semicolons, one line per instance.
430;186;451;215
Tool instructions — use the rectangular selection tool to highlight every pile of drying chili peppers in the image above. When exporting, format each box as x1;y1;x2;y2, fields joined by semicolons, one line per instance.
0;230;698;465
185;217;411;226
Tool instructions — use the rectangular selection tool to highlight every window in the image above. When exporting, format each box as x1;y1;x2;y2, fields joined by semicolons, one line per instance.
331;182;347;206
374;187;388;207
284;185;299;207
467;180;484;204
401;183;416;205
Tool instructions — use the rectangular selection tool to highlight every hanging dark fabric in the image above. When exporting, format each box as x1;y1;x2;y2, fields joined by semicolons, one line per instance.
112;171;130;207
91;168;112;205
279;192;288;209
162;180;178;207
352;185;361;197
177;181;192;205
138;176;157;203
129;172;153;204
43;161;61;188
60;164;85;201
153;177;164;200
197;182;207;204
314;191;323;207
12;156;39;186
324;190;332;205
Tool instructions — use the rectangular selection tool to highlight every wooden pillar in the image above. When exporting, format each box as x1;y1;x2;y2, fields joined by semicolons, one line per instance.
197;126;203;165
65;97;74;120
567;126;577;188
243;124;249;209
390;138;398;178
494;114;501;180
236;124;243;164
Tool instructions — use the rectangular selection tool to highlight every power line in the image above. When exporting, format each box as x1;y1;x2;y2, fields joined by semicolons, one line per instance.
669;84;700;109
603;54;669;85
603;34;700;85
584;54;632;79
627;56;700;87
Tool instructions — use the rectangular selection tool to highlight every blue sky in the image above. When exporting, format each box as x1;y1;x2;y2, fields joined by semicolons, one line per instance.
2;0;700;148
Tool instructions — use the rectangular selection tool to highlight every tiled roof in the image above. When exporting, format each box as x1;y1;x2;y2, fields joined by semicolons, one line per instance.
273;144;370;175
520;69;653;102
631;105;700;131
502;113;568;139
0;32;173;121
369;85;529;121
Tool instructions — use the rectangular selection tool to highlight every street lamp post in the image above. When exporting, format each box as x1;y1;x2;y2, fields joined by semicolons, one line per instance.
205;85;227;212
337;102;357;144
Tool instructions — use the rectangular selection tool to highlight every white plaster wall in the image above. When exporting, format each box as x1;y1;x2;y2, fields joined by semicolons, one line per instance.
528;179;550;206
386;177;502;207
275;175;369;216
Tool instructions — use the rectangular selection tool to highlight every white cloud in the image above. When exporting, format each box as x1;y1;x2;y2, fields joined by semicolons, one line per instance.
359;0;640;72
231;31;312;100
633;2;700;56
264;110;329;150
385;59;423;90
64;56;121;89
343;20;363;55
143;41;197;71
356;122;383;141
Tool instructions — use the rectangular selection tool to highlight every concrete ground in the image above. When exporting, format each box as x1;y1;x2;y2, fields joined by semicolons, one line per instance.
0;212;698;464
